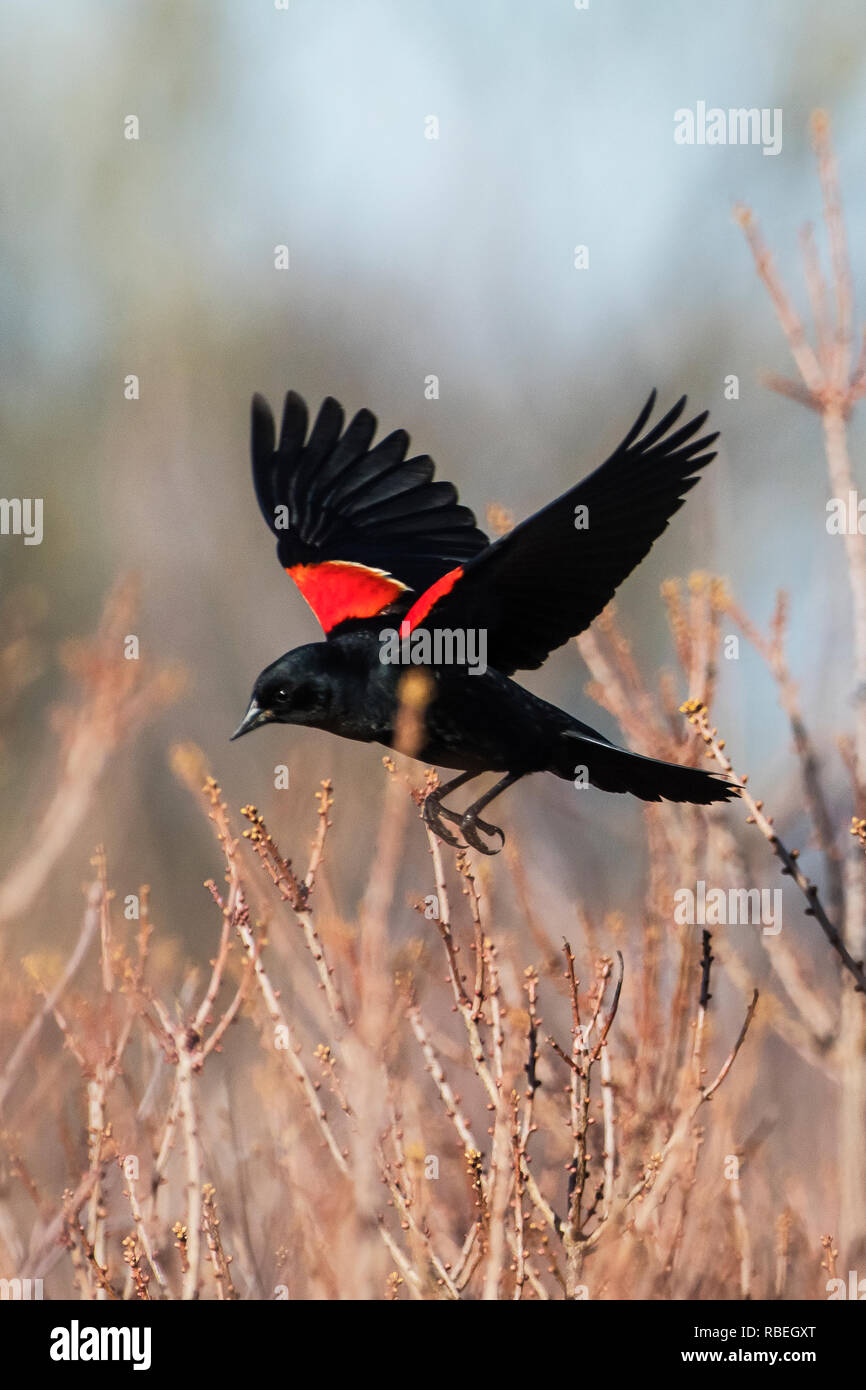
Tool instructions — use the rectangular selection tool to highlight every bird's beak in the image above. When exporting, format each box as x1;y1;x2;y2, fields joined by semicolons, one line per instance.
230;699;273;741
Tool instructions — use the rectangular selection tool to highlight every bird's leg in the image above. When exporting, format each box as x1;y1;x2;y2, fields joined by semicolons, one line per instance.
460;772;524;855
422;770;478;846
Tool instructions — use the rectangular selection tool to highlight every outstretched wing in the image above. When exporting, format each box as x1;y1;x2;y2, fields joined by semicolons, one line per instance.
251;390;489;636
403;392;718;674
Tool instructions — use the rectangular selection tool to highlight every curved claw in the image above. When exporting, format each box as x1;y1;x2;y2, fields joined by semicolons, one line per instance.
422;796;464;847
460;813;506;856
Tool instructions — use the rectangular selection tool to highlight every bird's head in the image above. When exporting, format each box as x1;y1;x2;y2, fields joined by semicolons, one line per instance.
231;645;335;740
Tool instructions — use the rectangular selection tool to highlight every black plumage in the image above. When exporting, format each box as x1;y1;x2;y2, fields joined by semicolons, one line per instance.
234;388;736;853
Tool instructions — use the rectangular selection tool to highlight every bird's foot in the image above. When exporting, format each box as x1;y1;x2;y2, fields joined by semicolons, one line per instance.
422;794;464;848
423;791;506;855
460;811;505;856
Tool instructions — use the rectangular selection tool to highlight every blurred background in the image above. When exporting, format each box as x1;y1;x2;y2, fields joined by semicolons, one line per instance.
1;0;865;1294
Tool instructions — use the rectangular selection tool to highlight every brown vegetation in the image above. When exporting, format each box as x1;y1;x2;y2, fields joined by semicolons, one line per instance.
0;116;862;1300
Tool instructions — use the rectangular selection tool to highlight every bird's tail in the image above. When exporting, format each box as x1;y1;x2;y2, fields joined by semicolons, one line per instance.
559;729;737;806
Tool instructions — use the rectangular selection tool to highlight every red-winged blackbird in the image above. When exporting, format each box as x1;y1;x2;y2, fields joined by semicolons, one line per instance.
232;388;736;852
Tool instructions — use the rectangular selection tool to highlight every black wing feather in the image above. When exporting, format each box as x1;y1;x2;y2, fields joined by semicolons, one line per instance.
418;393;719;674
250;390;490;611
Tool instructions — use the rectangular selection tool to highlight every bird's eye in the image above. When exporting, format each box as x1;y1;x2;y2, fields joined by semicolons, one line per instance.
275;687;289;702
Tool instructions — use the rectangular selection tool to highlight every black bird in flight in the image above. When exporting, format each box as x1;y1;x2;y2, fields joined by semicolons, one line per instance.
232;389;736;852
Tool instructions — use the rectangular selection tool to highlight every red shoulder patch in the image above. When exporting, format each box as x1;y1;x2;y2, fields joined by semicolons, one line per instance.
288;561;408;633
399;565;464;637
